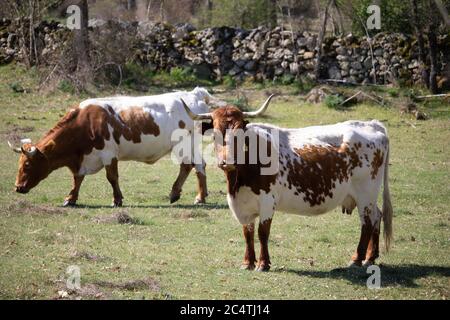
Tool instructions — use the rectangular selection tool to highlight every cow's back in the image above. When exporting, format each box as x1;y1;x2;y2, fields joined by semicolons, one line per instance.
76;89;210;172
240;120;389;216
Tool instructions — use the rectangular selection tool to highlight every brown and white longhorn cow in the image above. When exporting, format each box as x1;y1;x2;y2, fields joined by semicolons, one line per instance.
182;97;393;271
9;88;212;206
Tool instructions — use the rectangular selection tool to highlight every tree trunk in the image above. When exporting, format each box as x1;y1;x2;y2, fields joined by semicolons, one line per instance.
333;0;345;35
127;0;136;10
146;0;152;21
428;0;439;93
73;0;91;82
314;0;333;82
205;0;213;25
268;0;277;28
410;0;429;87
428;25;439;93
160;0;165;22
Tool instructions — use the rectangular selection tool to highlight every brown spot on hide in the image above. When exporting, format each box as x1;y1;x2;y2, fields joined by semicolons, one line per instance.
117;107;160;143
370;149;384;179
285;144;362;207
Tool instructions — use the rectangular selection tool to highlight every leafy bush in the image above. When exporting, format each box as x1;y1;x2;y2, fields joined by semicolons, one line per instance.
281;74;295;86
57;80;75;94
227;92;249;111
222;75;237;89
169;67;196;83
387;87;399;97
197;0;275;29
294;76;316;94
122;63;154;89
324;95;345;109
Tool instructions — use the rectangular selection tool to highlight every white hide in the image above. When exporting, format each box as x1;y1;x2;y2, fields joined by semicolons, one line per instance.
227;120;389;226
77;87;212;176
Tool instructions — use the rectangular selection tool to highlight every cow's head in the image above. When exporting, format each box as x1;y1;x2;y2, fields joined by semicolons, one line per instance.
8;139;54;193
181;95;274;172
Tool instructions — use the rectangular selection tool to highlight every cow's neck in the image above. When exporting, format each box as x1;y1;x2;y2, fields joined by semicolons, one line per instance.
225;126;278;197
225;165;253;197
226;163;277;197
36;127;82;174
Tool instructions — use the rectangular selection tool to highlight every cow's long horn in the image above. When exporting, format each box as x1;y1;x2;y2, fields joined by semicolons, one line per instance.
21;145;37;158
7;141;22;154
243;94;275;118
181;98;212;120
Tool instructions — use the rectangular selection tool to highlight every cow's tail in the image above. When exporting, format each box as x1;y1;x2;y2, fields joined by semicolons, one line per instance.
382;142;393;252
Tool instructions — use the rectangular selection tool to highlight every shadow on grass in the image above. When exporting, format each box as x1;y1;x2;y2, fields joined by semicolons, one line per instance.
277;264;450;288
67;203;229;210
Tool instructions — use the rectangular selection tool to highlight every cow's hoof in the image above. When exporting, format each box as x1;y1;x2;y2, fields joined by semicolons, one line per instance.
63;200;77;207
348;261;363;268
194;197;206;205
241;263;256;271
112;199;123;207
256;264;270;272
362;260;375;268
169;193;180;204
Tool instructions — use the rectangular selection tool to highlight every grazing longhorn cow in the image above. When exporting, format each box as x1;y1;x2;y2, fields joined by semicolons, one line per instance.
182;97;393;271
9;87;212;206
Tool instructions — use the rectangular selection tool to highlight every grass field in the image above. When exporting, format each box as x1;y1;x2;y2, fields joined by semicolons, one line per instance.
0;64;449;299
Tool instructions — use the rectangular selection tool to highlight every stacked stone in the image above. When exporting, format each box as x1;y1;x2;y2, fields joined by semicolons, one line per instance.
0;19;17;64
1;18;448;86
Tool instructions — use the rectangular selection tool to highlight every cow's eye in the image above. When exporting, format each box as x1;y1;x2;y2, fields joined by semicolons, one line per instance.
24;162;30;169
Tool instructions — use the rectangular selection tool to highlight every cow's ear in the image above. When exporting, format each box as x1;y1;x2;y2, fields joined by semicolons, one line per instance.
201;121;213;135
41;140;56;155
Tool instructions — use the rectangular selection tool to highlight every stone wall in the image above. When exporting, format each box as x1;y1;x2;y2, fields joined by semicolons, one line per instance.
1;18;448;85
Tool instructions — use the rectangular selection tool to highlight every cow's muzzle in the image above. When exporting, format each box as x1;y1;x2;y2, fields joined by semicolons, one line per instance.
15;186;29;194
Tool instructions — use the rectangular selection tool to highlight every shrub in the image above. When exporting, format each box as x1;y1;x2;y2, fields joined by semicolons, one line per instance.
122;63;154;89
387;87;399;97
57;80;75;94
295;76;316;94
227;92;249;111
222;75;237;89
169;67;195;83
324;95;345;109
281;74;295;86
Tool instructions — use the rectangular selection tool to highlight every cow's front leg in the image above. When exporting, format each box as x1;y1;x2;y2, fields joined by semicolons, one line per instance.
257;218;272;272
241;223;256;270
105;159;123;207
169;163;193;203
194;163;207;204
63;175;85;207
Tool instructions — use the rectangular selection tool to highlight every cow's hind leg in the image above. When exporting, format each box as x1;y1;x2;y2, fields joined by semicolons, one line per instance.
63;175;85;207
105;158;123;207
350;203;382;268
169;163;193;203
193;163;208;204
363;207;382;267
241;223;256;270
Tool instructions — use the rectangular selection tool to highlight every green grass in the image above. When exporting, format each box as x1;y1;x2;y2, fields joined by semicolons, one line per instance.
0;64;449;299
